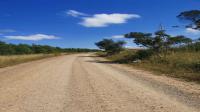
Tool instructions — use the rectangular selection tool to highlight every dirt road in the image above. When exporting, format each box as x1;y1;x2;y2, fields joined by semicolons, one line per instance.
0;54;200;112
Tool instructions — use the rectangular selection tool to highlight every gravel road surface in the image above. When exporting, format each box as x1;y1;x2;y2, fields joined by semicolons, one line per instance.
0;54;200;112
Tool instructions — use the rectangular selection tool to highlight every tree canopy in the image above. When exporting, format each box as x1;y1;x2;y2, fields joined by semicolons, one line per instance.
125;30;192;52
177;10;200;29
95;39;126;55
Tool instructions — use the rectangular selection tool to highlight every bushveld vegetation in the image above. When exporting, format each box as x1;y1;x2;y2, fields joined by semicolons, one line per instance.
0;41;98;67
96;10;200;82
0;41;98;55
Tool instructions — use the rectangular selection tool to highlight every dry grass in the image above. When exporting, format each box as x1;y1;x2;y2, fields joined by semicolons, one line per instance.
101;50;200;83
0;54;54;68
141;51;200;82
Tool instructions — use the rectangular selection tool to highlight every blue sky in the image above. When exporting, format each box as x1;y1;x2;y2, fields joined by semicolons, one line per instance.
0;0;200;48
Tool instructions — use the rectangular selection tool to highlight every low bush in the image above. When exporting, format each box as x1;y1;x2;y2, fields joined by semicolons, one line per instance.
133;50;153;60
107;50;137;63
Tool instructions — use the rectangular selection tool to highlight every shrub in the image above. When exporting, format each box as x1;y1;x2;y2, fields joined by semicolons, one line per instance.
133;50;153;60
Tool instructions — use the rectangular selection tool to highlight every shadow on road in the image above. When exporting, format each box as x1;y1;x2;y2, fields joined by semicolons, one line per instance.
78;55;100;58
78;54;117;64
85;60;116;64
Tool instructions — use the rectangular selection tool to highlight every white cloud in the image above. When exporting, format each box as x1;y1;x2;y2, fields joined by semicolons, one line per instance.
66;10;87;17
111;35;124;39
186;28;200;35
79;13;140;27
5;34;59;41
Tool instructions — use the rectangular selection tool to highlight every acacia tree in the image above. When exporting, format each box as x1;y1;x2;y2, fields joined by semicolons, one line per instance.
95;39;126;55
177;10;200;29
125;30;192;53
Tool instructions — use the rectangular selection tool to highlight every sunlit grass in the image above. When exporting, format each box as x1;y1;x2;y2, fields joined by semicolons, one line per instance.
0;54;54;68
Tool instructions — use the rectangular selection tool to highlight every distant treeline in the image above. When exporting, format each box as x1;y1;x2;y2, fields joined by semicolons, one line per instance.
0;41;98;55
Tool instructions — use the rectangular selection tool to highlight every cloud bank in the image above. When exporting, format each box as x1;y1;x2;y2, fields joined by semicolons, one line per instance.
5;34;59;41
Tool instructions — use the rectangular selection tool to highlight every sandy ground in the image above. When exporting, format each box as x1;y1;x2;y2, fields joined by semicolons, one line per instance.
0;53;200;112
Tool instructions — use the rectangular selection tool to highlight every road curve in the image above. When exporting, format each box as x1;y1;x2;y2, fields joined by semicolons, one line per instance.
0;53;200;112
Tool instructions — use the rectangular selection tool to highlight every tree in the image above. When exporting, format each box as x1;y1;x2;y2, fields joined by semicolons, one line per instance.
125;30;192;53
95;39;126;55
167;35;192;45
42;45;56;53
0;41;15;55
177;10;200;29
31;44;48;54
15;44;32;54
